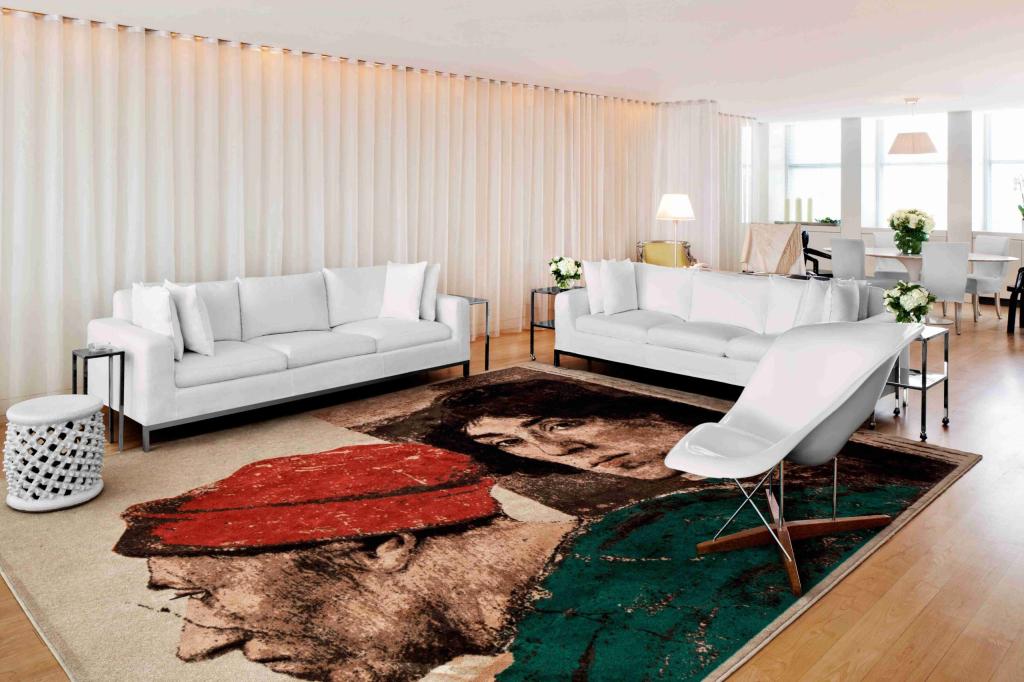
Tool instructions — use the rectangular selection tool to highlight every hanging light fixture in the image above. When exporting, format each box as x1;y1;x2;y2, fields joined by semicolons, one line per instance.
888;97;937;155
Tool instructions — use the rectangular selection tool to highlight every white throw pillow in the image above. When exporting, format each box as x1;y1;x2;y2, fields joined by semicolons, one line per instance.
420;263;441;321
582;260;604;314
601;260;638;315
764;275;807;334
237;272;330;340
323;265;387;326
635;263;694;319
131;283;184;361
164;280;215;356
379;261;428;320
794;278;830;327
688;271;769;333
827;278;861;322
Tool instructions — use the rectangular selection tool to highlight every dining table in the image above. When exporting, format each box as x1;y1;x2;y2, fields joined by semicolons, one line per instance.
851;246;1019;282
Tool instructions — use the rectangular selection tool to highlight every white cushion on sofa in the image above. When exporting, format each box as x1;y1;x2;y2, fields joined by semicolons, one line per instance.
420;264;441;321
635;263;694;319
238;272;330;340
576;310;679;344
132;283;184;361
794;278;830;327
582;260;604;314
688;271;768;333
764;276;807;335
195;280;242;341
380;261;428;320
175;341;287;388
827;278;861;322
725;333;779;363
648;321;753;356
164;281;215;356
336;318;451;353
601;260;638;315
323;265;386;326
249;331;376;368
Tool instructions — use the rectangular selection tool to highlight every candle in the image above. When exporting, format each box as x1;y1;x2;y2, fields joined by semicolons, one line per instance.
784;198;790;222
807;198;814;223
795;198;803;222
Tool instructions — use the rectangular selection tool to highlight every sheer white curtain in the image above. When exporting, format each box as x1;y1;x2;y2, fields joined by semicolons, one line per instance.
651;101;752;270
0;12;656;407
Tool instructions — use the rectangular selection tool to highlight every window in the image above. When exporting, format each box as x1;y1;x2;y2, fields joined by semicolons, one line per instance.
784;120;840;221
862;113;947;228
983;110;1024;232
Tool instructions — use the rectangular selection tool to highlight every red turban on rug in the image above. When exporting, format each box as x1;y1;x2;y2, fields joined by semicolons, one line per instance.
113;443;498;557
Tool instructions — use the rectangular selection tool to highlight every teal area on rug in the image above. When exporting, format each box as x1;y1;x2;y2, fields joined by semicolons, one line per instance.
500;483;921;681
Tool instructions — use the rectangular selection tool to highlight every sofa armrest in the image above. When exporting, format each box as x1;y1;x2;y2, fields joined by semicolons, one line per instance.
87;318;176;426
436;294;470;356
555;288;591;349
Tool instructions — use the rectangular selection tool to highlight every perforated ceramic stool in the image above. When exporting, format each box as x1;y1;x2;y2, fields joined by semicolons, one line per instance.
4;395;106;511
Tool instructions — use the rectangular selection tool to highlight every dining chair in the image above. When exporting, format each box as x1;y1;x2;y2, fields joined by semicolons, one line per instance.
966;235;1011;321
664;322;922;595
921;242;970;334
829;238;866;280
871;230;909;283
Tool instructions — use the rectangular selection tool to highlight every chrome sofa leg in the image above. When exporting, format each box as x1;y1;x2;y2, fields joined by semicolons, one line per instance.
995;295;1003;319
142;427;151;452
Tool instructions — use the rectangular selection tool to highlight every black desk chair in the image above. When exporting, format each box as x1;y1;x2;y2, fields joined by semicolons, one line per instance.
1006;267;1024;334
802;230;831;277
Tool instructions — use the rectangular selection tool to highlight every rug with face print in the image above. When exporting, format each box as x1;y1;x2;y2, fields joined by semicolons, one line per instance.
0;364;979;682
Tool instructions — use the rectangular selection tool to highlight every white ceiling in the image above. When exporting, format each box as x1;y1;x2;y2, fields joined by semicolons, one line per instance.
15;0;1024;120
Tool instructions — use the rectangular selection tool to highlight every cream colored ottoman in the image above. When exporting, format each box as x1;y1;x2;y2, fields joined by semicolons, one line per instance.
3;395;106;512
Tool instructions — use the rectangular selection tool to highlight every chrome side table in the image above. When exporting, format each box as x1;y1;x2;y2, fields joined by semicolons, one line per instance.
72;346;126;451
530;287;582;361
458;296;490;370
886;325;949;441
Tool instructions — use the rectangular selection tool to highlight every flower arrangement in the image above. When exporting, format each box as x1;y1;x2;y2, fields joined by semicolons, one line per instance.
887;209;934;255
548;256;582;290
883;281;936;323
1014;176;1024;220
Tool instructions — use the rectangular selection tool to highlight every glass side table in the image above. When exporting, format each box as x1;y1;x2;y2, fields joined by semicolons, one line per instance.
530;286;582;361
886;325;949;442
72;345;126;451
457;296;490;370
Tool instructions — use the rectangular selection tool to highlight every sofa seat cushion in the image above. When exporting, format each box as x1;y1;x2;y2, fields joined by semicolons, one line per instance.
724;333;779;363
249;331;376;369
648;322;753;356
335;319;451;353
575;310;680;344
175;341;288;388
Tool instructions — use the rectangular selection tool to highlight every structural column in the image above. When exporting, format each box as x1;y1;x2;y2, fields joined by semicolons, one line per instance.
947;111;973;244
840;117;862;239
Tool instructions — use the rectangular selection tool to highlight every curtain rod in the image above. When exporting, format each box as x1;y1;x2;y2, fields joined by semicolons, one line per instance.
1;6;759;119
1;6;661;104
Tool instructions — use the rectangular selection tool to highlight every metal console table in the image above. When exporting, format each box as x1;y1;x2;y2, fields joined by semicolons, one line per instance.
530;286;581;361
886;325;949;441
72;345;126;451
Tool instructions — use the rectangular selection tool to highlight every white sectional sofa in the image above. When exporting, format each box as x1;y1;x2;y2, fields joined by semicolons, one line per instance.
555;264;891;387
87;267;469;450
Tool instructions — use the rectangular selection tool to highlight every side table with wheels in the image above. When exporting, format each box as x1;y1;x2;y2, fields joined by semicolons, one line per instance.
886;325;949;441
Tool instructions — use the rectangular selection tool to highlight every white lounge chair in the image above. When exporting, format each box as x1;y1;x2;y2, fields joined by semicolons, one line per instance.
664;321;922;595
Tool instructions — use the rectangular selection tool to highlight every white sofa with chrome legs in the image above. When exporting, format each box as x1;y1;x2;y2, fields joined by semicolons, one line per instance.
554;264;894;387
86;267;469;450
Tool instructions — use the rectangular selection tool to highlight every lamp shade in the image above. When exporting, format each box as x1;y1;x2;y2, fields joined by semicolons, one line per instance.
656;193;696;221
888;131;937;155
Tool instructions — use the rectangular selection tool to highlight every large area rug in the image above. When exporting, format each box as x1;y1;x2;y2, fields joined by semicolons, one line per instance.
0;364;979;681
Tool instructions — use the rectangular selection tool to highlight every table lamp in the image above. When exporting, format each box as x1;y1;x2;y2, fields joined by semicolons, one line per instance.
656;193;696;267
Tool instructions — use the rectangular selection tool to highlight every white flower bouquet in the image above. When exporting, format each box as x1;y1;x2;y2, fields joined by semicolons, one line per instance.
548;256;582;290
883;281;936;323
887;208;934;255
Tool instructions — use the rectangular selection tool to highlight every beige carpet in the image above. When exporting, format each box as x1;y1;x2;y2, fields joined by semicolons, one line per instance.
0;364;981;681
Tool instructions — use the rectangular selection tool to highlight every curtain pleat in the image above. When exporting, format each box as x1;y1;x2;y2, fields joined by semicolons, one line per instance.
2;13;760;408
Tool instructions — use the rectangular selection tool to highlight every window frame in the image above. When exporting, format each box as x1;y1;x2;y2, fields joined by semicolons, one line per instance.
872;117;947;229
783;121;841;219
982;111;1024;232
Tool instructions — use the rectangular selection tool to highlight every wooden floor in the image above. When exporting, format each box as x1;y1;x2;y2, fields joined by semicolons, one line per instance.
3;305;1024;681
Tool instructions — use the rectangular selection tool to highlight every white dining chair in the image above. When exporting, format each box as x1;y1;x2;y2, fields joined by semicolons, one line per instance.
830;238;866;280
967;235;1011;321
664;322;922;595
921;242;969;334
871;230;909;285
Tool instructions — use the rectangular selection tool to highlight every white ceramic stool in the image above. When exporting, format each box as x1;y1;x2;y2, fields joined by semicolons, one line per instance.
3;395;106;512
